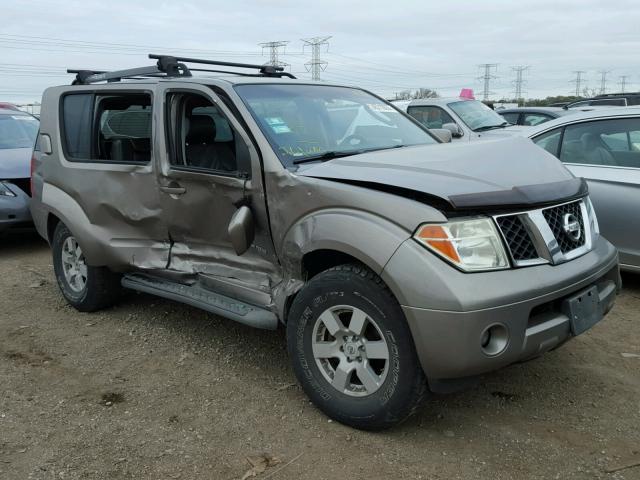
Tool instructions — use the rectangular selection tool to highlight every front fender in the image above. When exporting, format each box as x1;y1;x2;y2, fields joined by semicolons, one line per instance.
281;208;412;277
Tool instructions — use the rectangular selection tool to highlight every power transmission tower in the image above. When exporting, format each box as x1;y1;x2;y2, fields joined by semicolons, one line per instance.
619;75;630;93
512;66;529;102
301;36;332;81
259;40;290;68
477;64;498;101
571;71;586;96
598;70;610;95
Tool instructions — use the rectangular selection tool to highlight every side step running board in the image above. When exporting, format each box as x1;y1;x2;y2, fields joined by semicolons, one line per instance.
121;273;278;330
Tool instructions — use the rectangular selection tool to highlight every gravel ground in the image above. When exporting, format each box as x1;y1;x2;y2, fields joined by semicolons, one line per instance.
1;232;639;480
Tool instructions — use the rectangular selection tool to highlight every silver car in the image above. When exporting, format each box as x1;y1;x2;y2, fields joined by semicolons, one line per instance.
0;107;39;232
527;107;640;272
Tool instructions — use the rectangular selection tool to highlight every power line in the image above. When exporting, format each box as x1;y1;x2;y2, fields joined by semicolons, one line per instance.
301;36;331;81
512;65;529;100
259;41;290;68
477;64;498;101
598;70;611;95
570;70;586;96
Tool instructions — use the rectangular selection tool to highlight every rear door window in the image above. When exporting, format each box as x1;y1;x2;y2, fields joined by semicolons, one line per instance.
61;92;152;163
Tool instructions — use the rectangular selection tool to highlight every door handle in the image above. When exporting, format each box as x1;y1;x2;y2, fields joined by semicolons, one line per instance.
159;182;186;195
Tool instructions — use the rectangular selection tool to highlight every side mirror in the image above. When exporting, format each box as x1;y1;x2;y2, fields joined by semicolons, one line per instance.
430;128;453;143
228;205;255;255
442;122;463;138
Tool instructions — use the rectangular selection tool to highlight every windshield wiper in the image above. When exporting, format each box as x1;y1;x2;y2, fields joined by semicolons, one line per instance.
473;122;510;132
292;145;407;165
292;150;363;165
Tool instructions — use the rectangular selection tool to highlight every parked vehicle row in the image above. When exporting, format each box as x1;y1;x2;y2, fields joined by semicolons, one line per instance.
28;55;621;430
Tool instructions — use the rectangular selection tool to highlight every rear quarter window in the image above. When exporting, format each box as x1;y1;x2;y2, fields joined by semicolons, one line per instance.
62;94;93;158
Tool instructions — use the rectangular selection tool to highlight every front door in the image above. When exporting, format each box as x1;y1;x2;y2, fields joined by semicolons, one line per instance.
154;84;281;305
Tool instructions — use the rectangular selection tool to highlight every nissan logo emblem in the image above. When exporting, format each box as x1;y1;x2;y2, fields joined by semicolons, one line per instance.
562;213;582;242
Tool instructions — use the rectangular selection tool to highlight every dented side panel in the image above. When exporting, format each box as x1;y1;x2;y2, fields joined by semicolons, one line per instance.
36;84;170;270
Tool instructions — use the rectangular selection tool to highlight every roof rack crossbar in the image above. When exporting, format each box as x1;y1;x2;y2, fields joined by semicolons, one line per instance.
188;67;296;79
149;54;295;78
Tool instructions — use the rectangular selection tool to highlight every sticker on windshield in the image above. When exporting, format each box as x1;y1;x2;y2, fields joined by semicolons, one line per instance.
264;116;291;134
367;103;395;113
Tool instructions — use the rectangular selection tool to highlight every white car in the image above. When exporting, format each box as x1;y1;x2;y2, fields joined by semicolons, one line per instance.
399;98;529;142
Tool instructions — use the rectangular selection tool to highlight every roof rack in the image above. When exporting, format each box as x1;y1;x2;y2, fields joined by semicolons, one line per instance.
68;54;296;85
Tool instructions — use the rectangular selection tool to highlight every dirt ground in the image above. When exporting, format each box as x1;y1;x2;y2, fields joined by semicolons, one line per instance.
1;233;639;480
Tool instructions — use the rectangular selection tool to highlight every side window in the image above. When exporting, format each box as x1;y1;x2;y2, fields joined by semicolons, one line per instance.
96;93;152;163
590;98;626;107
500;112;520;125
167;93;238;174
559;119;640;167
522;113;552;126
407;106;455;129
61;92;152;163
532;128;562;157
62;94;93;158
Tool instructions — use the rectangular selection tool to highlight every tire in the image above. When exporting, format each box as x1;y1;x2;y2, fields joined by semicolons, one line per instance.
52;222;121;312
286;263;428;430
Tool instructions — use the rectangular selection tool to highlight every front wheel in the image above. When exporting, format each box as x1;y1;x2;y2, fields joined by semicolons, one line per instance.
52;223;121;312
286;264;428;430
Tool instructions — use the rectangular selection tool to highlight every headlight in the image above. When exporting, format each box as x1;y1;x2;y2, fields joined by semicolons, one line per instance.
0;182;16;197
414;217;509;272
585;196;599;235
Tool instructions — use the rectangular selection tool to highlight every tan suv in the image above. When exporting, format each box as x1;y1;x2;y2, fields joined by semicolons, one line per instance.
31;55;620;429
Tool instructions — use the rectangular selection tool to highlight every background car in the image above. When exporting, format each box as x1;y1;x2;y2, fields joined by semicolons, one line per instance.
401;97;528;142
0;107;39;232
497;107;572;126
526;106;640;271
565;92;640;109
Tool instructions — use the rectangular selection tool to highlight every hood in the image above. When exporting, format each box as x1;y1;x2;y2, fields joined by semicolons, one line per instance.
0;147;32;179
299;136;585;211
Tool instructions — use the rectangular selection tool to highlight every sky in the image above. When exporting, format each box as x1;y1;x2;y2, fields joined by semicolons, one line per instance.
2;0;640;104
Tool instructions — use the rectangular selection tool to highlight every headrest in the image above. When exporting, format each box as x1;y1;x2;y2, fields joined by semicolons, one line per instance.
186;115;216;144
580;132;600;149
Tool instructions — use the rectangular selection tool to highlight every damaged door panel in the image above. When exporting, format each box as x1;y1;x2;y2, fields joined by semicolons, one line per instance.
41;87;170;269
154;84;282;308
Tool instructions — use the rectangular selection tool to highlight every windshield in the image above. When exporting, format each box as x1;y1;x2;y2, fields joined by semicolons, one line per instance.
234;84;437;166
0;113;39;149
447;100;507;131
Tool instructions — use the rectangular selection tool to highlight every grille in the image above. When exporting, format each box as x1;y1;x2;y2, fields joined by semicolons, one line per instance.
542;201;585;253
496;215;539;261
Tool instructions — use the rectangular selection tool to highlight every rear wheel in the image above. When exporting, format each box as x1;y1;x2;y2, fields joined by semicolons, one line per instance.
52;223;121;312
286;263;428;430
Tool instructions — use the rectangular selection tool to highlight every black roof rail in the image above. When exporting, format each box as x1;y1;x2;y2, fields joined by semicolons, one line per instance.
68;54;296;85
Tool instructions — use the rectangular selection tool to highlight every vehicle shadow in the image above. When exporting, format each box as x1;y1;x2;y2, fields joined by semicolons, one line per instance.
0;231;47;258
621;271;640;292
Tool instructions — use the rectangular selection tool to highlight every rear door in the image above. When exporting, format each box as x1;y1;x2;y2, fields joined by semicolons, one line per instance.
154;83;281;304
49;87;170;269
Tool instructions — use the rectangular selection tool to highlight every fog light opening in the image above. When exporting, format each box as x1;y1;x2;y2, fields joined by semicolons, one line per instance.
480;324;509;356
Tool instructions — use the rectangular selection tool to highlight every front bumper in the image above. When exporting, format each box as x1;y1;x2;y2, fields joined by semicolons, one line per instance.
0;181;32;232
381;235;620;381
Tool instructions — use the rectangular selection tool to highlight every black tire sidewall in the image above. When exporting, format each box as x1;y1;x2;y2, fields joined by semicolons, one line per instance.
52;223;89;305
287;266;424;428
